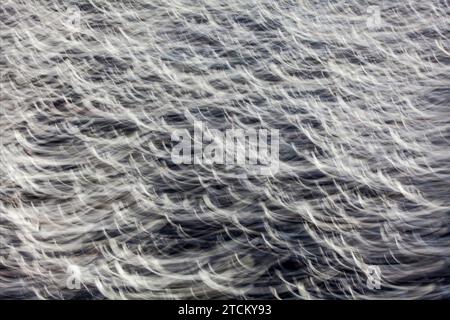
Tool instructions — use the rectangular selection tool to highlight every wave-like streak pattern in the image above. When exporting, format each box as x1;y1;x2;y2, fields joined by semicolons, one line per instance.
0;0;449;299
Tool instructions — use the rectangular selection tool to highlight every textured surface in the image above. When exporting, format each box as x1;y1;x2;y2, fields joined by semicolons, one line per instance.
1;0;449;299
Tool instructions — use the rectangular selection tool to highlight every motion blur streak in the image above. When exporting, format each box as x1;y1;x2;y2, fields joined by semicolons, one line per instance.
0;0;449;299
